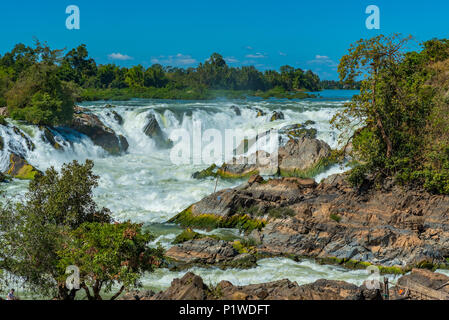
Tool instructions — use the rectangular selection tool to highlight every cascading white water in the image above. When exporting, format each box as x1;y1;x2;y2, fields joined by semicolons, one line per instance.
1;90;368;292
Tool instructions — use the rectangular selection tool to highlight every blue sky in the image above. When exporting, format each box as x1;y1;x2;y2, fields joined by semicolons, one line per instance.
0;0;448;80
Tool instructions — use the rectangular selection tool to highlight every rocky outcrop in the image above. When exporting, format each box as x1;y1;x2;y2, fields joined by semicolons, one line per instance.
128;272;379;300
41;127;63;150
172;173;449;270
278;136;332;177
143;113;172;148
70;110;128;155
6;153;41;180
230;105;241;116
270;111;284;121
166;237;257;269
107;110;123;125
193;136;332;180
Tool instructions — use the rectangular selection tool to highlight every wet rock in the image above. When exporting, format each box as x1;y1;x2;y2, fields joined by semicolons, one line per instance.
12;126;35;151
41;127;63;150
106;110;123;125
270;111;284;121
70;111;128;155
6;153;41;180
230;105;241;116
143;113;172;148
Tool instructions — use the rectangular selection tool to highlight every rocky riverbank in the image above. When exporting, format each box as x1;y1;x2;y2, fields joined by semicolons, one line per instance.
168;173;449;273
122;268;449;300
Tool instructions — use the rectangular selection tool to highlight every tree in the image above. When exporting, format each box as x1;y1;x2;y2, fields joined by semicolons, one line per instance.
336;34;412;158
333;34;449;193
57;222;163;300
0;160;162;300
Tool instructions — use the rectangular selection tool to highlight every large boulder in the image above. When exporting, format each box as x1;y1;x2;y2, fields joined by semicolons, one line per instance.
193;137;332;180
278;136;332;177
143;113;172;148
6;153;40;180
151;272;210;300
70;112;128;155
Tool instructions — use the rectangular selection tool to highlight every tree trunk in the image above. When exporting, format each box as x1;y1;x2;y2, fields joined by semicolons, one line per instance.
372;62;393;158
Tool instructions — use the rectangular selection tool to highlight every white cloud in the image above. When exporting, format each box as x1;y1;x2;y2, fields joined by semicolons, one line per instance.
279;51;287;56
245;52;266;59
108;53;133;61
245;46;254;50
307;54;338;67
151;53;197;66
225;56;239;63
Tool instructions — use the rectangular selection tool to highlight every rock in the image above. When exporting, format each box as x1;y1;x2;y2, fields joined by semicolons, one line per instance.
270;111;284;121
106;110;123;125
248;107;266;117
0;171;6;182
143;113;172;148
173;172;449;269
6;153;40;180
41;127;63;150
12;126;35;151
165;237;240;267
70;111;128;155
230;105;241;116
391;269;449;300
248;174;264;185
280;123;318;139
0;107;8;117
151;272;209;300
278;137;332;177
149;272;377;300
207;137;332;180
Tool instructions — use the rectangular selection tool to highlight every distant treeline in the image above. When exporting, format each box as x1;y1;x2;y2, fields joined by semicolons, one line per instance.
0;41;350;125
320;80;361;90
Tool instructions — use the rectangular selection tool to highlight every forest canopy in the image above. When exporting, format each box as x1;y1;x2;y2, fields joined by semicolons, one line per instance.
0;41;325;125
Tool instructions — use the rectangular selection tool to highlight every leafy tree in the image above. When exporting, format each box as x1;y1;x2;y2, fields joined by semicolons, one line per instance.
333;34;449;193
0;160;162;300
57;222;163;300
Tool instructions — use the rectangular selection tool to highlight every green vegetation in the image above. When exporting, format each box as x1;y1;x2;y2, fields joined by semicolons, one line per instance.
329;213;342;223
332;34;449;194
0;160;163;300
169;206;266;232
172;228;206;244
0;41;325;126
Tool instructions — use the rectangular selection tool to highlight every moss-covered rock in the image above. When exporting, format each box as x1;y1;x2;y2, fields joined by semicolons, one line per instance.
7;153;40;180
172;228;206;244
169;206;266;232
